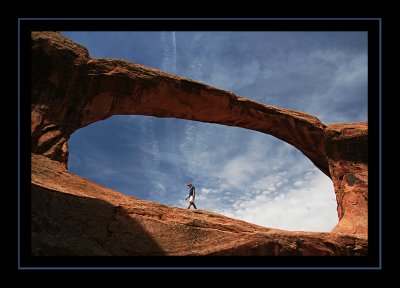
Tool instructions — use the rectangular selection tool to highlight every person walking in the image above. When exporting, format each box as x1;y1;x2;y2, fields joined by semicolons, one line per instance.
185;183;197;209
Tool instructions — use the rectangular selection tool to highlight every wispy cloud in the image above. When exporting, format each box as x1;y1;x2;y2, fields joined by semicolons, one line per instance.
161;31;177;74
176;32;367;123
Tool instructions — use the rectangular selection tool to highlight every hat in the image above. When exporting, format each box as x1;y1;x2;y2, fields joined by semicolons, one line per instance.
187;183;192;187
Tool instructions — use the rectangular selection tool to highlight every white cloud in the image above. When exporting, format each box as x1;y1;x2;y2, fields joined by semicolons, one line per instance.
207;59;262;92
296;49;368;123
201;188;212;194
174;125;338;232
216;171;337;232
161;31;177;74
293;180;304;187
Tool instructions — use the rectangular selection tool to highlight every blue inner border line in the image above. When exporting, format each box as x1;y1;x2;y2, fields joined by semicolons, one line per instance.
18;18;382;20
378;18;382;269
18;18;21;270
18;17;382;270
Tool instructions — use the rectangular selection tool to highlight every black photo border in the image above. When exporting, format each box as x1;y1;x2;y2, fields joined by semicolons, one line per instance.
18;18;381;270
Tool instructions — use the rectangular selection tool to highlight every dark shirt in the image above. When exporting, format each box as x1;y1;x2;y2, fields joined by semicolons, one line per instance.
189;186;195;196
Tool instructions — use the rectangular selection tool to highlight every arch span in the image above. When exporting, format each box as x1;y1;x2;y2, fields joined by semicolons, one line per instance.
31;31;368;236
67;115;339;232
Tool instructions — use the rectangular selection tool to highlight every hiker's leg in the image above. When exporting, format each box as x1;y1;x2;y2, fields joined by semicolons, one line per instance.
193;203;197;209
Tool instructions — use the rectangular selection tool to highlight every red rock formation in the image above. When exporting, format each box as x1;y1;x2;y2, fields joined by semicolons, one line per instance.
32;154;367;256
30;31;368;255
325;123;368;235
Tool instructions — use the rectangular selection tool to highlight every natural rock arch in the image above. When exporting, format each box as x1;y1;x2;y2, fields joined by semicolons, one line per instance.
31;31;368;242
68;114;339;232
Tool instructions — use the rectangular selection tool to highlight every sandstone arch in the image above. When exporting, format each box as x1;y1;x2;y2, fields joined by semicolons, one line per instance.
30;32;368;255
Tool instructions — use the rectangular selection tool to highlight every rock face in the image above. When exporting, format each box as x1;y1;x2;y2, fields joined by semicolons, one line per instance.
30;31;368;255
325;123;368;235
32;154;367;256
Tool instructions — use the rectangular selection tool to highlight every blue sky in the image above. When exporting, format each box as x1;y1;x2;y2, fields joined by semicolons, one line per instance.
62;31;367;232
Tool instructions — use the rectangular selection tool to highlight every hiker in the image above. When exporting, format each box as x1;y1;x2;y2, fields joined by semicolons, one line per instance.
185;183;197;209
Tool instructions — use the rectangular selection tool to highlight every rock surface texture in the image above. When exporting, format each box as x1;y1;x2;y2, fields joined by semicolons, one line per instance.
31;32;368;255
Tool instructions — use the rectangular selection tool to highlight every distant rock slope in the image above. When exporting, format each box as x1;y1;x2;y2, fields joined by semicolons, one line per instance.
31;32;368;255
